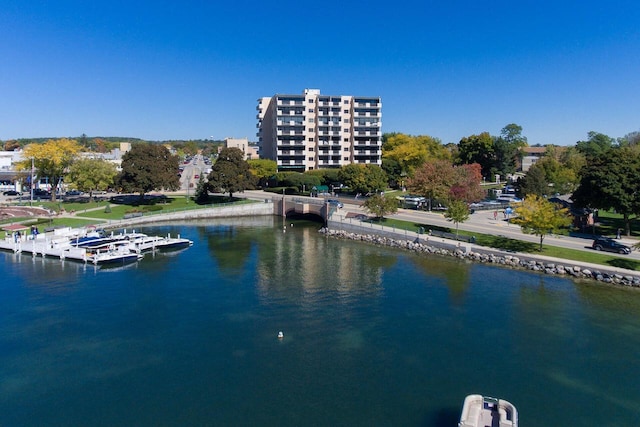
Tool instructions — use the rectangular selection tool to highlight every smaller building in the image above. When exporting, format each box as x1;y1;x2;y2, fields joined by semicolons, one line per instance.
520;146;547;172
223;137;259;160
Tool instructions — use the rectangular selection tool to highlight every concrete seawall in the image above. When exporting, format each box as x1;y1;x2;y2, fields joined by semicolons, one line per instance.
100;201;274;230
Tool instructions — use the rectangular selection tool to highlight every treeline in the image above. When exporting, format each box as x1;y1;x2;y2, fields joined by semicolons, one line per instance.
2;135;226;152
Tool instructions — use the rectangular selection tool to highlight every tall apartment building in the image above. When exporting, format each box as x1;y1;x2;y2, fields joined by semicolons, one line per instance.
257;89;382;172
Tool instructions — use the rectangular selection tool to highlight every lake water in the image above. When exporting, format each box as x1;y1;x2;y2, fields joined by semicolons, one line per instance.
1;217;639;426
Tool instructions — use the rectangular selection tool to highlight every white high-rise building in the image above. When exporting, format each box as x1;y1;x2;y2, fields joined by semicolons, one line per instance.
257;89;382;172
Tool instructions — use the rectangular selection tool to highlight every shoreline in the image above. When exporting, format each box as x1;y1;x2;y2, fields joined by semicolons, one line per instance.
6;200;640;286
323;221;640;288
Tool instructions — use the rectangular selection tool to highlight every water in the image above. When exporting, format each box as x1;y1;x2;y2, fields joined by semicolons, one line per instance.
1;217;639;426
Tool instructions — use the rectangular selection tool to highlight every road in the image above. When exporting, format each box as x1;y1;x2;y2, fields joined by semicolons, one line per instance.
179;155;211;193
239;189;640;261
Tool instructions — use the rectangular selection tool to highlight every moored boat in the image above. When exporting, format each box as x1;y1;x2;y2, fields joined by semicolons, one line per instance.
123;232;193;252
458;394;518;427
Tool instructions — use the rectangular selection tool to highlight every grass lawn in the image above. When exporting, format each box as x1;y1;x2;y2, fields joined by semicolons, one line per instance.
592;210;640;238
367;216;640;271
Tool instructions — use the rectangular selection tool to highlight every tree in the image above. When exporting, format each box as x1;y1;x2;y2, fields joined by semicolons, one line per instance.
408;160;484;209
117;143;180;198
338;164;387;195
449;163;484;203
381;158;403;189
21;138;82;201
619;130;640;147
457;132;494;178
444;200;470;239
491;124;528;178
511;194;572;251
207;147;255;199
362;193;398;219
66;158;118;200
571;146;640;236
194;175;209;204
576;131;615;159
274;172;320;192
305;168;341;186
517;162;549;198
383;133;449;176
407;160;455;208
247;159;277;188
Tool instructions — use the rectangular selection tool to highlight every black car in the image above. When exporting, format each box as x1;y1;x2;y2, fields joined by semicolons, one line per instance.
592;237;632;255
2;190;21;196
33;189;51;197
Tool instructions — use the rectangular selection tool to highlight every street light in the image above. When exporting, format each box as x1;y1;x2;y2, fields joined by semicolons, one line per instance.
30;157;34;206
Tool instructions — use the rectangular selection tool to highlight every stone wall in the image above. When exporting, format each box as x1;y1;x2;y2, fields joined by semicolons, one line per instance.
320;228;640;288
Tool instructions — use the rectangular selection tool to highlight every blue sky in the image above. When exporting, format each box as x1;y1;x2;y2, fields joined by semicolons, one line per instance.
2;0;639;145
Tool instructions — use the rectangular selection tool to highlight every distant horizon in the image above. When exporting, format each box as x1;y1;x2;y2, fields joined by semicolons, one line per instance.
2;1;638;146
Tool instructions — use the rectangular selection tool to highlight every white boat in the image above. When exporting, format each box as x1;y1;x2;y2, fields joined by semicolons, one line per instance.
458;394;518;427
123;232;193;253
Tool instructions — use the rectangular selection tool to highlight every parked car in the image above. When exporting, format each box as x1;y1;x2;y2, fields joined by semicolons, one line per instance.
592;237;632;255
327;199;343;208
2;190;22;196
65;190;83;196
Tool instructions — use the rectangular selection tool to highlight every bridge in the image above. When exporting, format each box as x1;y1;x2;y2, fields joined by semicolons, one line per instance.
268;195;336;221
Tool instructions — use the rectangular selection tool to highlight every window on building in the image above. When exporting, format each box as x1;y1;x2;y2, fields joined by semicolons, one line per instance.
308;157;314;161
344;147;349;151
343;128;349;132
344;109;349;114
308;99;314;103
308;108;314;113
343;100;349;104
308;118;314;123
344;138;349;142
308;147;314;151
343;157;349;161
344;119;348;123
308;128;313;132
308;138;313;142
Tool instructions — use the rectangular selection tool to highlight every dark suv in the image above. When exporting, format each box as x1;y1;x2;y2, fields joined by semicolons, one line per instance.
592;237;632;255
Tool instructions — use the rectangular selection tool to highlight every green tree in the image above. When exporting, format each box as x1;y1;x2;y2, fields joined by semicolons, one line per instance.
457;132;495;179
117;143;180;198
66;158;118;200
576;131;615;159
247;159;277;187
362;193;399;219
491;123;528;178
572;146;640;236
194;175;209;204
207;147;255;199
517;163;549;198
305;168;341;186
444;200;470;239
275;172;321;193
338;164;387;195
22;138;82;201
511;194;572;251
381;158;403;189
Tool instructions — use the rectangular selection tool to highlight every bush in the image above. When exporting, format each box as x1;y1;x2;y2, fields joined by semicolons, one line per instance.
142;205;163;212
264;187;298;195
104;204;112;213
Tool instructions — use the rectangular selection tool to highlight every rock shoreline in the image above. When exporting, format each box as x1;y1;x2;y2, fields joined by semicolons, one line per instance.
319;228;640;288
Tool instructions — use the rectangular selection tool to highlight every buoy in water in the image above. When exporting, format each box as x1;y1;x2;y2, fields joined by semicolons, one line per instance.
277;331;284;339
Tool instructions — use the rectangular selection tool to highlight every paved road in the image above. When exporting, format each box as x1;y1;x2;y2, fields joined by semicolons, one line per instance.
239;189;640;261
